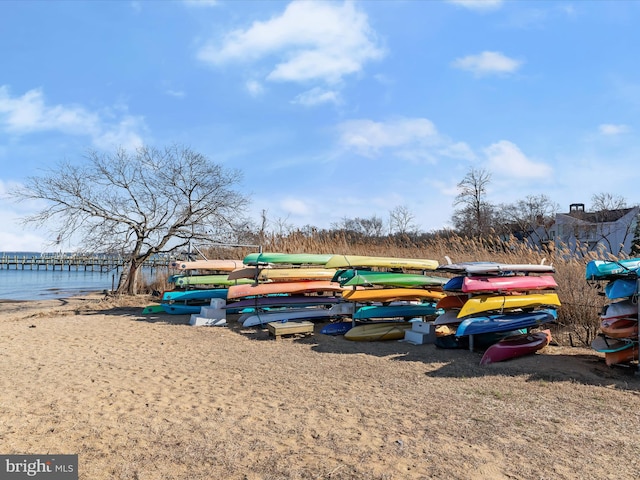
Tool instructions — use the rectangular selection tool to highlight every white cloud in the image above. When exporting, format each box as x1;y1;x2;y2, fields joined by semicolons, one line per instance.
183;0;218;7
337;117;475;163
0;181;51;252
291;88;341;107
280;197;311;215
484;140;552;179
197;1;384;85
245;80;265;97
599;123;630;136
0;86;146;150
452;51;522;77
165;89;186;98
447;0;503;11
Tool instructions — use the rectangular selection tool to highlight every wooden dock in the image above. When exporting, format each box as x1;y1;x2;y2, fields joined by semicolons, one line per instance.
0;254;170;272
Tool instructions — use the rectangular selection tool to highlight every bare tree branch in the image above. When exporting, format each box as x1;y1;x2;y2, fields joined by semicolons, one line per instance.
12;144;248;294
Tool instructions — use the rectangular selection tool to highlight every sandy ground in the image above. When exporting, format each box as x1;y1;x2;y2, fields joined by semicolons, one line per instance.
1;294;640;480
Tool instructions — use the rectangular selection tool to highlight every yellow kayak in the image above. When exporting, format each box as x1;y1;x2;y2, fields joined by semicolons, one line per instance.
342;288;445;303
457;293;561;318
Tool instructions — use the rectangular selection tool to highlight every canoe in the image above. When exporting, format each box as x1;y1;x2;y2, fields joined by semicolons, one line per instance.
600;318;639;338
462;275;557;293
464;263;555;275
591;336;639;366
172;274;254;287
456;309;558;336
344;322;413;342
161;288;228;302
320;321;354;336
341;271;447;288
172;259;244;271
241;303;353;327
600;299;638;320
225;295;342;310
325;255;438;270
479;329;552;365
243;252;335;266
456;293;561;318
227;281;345;300
342;288;445;303
436;295;467;310
586;258;640;280
353;303;439;320
605;278;638;299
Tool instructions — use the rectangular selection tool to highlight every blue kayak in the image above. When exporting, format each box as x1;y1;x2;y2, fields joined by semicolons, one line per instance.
605;278;638;299
443;276;464;292
320;321;354;335
455;308;558;336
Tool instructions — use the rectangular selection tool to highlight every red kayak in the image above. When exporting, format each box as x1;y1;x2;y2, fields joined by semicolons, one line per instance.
480;329;552;365
462;275;557;294
600;317;638;339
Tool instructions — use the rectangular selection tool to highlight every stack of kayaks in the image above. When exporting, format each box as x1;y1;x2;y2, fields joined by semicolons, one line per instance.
158;259;246;314
225;252;353;327
325;255;447;341
433;260;559;360
587;258;640;366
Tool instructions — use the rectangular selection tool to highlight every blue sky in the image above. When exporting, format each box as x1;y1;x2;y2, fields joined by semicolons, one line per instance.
1;0;639;251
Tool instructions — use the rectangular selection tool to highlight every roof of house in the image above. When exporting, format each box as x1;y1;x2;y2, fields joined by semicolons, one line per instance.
563;206;637;223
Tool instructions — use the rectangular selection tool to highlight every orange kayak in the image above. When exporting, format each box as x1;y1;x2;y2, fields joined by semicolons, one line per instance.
600;318;638;339
342;288;445;303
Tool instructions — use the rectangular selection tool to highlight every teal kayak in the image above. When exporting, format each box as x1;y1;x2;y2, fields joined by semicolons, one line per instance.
586;258;640;280
353;303;439;320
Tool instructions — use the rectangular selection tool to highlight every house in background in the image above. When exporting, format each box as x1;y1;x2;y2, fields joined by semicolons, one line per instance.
545;203;640;255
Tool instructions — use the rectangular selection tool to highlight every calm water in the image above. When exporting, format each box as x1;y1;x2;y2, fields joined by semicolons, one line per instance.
0;252;122;301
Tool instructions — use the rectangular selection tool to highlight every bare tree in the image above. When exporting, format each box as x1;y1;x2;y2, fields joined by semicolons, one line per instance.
13;144;248;295
591;192;627;212
331;215;385;237
389;205;417;235
452;167;494;236
499;194;559;244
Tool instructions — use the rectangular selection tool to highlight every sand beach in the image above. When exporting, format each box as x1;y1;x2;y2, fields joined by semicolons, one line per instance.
1;294;639;479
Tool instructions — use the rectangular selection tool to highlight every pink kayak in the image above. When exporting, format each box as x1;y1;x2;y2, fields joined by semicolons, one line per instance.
480;329;552;365
462;275;557;294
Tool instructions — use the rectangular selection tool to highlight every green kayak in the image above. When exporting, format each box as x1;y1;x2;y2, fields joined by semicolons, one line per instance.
243;252;336;266
342;271;448;288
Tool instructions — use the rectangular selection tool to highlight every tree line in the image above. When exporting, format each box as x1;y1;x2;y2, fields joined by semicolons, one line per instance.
12;145;639;295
